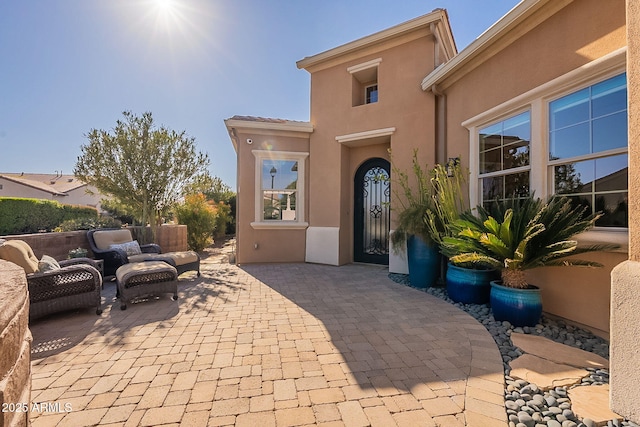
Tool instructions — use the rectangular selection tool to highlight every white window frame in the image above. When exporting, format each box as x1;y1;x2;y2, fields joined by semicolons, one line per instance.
251;150;309;229
463;47;627;242
477;108;532;205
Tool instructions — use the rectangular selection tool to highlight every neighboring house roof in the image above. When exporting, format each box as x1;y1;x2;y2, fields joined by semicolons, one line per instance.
225;116;314;152
0;173;87;196
422;0;563;91
296;8;457;71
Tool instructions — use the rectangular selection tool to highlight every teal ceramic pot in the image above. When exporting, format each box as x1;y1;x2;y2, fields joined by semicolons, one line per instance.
446;263;496;304
406;235;439;289
490;280;542;327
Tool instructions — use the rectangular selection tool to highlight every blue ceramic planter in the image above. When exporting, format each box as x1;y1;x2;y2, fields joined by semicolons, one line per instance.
490;280;542;327
446;263;496;304
407;235;439;289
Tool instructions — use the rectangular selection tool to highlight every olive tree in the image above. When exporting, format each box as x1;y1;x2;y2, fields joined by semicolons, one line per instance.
74;111;210;234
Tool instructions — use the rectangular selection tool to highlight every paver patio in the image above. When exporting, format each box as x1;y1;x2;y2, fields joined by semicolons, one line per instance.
28;250;506;426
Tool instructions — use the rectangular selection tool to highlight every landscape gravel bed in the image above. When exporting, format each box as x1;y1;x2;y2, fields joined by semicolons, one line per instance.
389;273;639;427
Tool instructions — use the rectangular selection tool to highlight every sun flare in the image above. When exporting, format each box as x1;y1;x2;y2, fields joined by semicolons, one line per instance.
154;0;175;13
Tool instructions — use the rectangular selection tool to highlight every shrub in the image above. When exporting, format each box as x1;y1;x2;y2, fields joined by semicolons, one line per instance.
55;216;122;232
0;197;97;235
212;201;232;239
174;193;218;251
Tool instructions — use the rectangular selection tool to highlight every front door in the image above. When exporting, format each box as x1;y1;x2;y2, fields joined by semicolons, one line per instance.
354;158;390;265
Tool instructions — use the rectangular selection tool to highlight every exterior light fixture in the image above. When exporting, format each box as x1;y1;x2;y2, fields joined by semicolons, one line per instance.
446;157;460;177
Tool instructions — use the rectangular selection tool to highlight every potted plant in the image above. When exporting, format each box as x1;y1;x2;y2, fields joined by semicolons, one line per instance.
426;159;497;304
389;149;439;288
442;196;615;326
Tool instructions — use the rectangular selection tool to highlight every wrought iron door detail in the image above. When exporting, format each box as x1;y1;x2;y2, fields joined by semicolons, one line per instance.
354;159;390;264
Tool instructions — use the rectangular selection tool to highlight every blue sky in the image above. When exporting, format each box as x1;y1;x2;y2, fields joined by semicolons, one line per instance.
0;0;519;188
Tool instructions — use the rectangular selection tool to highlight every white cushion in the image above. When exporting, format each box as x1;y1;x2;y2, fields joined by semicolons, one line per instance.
109;240;142;256
38;255;61;273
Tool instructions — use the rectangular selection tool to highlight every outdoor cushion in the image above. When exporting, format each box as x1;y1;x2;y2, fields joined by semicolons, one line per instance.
128;251;198;267
162;251;199;266
38;255;61;273
92;229;135;251
109;240;142;256
0;240;39;274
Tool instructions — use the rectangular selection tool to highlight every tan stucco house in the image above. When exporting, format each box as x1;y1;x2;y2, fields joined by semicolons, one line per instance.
0;172;105;211
227;0;640;419
227;0;627;335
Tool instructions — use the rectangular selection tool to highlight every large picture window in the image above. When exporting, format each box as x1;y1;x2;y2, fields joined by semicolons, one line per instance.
549;73;628;227
467;52;627;236
478;111;531;207
252;150;308;229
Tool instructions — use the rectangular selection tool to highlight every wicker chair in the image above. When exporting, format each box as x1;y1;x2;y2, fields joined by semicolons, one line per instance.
0;240;102;320
87;229;200;278
87;229;161;277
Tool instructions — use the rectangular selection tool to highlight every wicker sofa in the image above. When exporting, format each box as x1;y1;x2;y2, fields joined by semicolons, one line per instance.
0;239;102;320
87;229;200;278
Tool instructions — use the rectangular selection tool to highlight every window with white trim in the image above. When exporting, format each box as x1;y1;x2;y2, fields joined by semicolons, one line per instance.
349;58;381;107
252;150;308;228
478;111;531;208
471;69;627;228
548;73;628;227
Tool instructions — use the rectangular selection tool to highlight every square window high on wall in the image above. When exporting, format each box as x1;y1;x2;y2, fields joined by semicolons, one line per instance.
349;58;381;107
548;73;628;228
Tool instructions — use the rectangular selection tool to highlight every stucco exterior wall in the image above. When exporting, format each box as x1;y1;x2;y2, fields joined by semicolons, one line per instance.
65;186;103;210
0;178;55;200
525;251;626;336
0;178;104;210
610;0;639;422
443;0;626;164
438;0;626;334
308;34;438;266
234;129;309;264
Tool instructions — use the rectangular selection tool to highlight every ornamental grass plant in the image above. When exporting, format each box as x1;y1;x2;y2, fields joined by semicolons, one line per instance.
389;149;435;252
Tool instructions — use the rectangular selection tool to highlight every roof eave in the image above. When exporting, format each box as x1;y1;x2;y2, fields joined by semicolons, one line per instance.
297;9;448;71
224;118;313;134
421;0;558;91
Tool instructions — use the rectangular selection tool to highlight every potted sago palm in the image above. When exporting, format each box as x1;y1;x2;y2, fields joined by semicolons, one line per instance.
390;149;439;288
442;196;615;326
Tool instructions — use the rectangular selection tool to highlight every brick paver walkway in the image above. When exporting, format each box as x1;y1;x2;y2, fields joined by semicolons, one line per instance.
29;255;506;426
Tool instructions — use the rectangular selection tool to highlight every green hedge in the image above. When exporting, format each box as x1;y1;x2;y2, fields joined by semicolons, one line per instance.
0;197;98;235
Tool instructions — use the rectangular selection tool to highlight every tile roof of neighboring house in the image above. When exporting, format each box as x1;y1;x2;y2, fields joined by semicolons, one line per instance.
0;173;88;196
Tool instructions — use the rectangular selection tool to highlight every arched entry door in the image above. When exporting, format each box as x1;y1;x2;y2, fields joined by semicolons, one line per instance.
354;158;390;265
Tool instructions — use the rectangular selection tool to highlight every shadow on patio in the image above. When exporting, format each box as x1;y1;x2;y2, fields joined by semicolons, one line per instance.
239;263;505;414
30;264;241;361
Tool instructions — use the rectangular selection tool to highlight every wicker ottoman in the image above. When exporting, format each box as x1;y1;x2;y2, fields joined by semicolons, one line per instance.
116;261;178;310
127;251;200;276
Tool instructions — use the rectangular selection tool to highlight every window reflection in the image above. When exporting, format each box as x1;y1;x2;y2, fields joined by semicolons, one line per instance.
479;111;530;174
553;154;628;227
549;73;627;160
479;111;531;207
262;160;298;221
482;171;530;209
